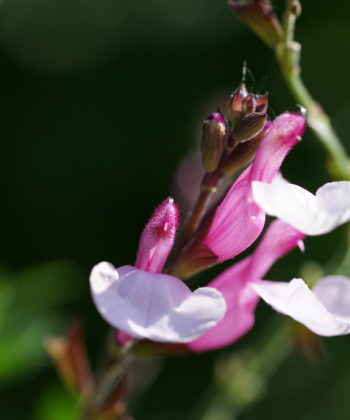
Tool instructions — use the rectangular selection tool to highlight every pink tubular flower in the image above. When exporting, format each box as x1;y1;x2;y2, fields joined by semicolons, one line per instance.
90;198;227;343
135;198;178;273
188;220;304;351
198;112;305;263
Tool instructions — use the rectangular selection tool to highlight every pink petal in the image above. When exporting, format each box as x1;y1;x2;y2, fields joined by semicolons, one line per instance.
251;277;350;336
188;257;260;351
135;198;179;273
90;262;226;343
202;112;305;261
188;220;303;351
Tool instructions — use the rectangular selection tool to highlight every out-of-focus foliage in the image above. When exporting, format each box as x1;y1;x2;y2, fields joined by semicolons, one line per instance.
1;0;350;419
0;262;82;381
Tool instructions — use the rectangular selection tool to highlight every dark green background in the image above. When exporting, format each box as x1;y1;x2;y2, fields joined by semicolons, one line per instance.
1;1;350;419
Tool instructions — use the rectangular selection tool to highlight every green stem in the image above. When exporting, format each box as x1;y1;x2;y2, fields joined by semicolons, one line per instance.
276;0;350;180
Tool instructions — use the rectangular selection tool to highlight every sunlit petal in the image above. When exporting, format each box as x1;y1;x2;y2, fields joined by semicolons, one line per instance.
90;262;226;343
251;278;350;336
252;178;350;235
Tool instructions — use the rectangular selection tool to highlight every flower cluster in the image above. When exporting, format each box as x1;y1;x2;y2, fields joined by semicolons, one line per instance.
90;86;350;350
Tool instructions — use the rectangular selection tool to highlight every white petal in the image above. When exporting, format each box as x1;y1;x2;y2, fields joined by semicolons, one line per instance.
316;182;350;227
252;179;350;235
90;262;226;343
251;278;350;336
313;275;350;323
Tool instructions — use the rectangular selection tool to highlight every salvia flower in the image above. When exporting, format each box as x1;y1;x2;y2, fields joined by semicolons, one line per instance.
90;198;227;343
188;220;304;351
252;175;350;235
197;112;305;263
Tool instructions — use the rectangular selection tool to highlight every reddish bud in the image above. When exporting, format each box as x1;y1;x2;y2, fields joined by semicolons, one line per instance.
227;83;248;126
255;93;268;113
242;93;256;115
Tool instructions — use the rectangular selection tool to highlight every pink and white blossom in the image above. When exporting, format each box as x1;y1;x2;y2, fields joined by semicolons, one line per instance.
90;263;226;342
90;198;227;343
188;220;304;351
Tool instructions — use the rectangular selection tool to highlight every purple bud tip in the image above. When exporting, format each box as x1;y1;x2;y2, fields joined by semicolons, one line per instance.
205;112;226;126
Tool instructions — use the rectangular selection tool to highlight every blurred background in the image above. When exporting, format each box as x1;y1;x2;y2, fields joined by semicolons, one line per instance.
1;0;350;418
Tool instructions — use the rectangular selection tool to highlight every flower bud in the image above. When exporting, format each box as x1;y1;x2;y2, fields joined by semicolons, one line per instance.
227;83;248;126
201;112;227;172
242;93;256;115
135;198;179;273
223;121;271;175
227;86;268;142
228;0;283;48
255;93;268;113
232;112;267;143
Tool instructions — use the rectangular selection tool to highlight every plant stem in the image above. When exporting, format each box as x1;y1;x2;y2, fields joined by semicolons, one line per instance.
181;174;219;245
276;0;350;180
80;342;134;419
167;170;222;274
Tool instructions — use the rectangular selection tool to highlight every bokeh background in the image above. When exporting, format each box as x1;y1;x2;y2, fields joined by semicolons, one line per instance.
1;0;350;419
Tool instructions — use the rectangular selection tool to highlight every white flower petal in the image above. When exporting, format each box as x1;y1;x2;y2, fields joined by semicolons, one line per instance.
252;179;350;235
90;262;226;343
251;278;350;336
313;275;350;323
316;182;350;227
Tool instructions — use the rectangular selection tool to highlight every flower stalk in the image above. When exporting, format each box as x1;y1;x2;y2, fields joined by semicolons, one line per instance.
277;0;350;180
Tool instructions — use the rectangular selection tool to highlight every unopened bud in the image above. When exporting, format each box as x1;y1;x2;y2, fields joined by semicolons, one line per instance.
227;84;248;126
255;93;268;113
135;198;179;273
242;94;256;115
228;0;283;48
227;86;269;137
201;112;227;172
223;121;271;175
232;112;267;143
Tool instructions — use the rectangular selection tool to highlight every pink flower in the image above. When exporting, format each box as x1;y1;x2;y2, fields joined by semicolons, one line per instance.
197;112;305;263
188;220;304;351
90;198;227;343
